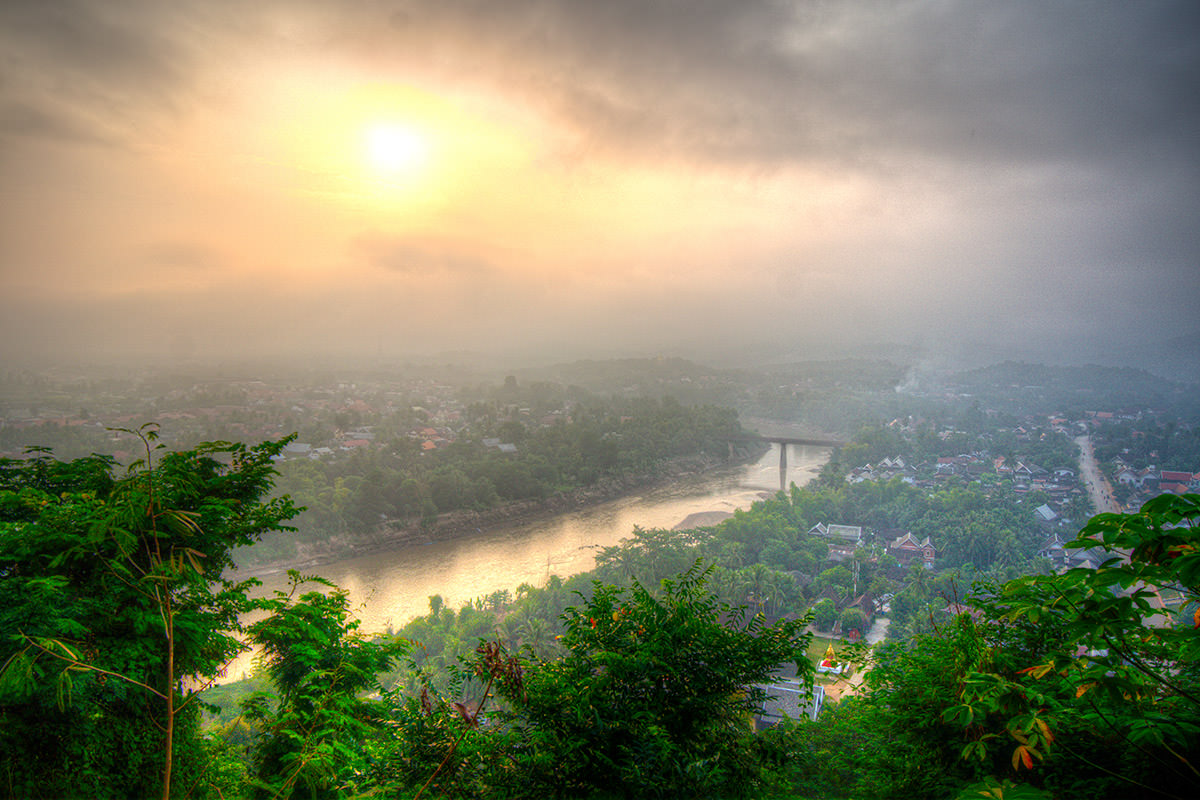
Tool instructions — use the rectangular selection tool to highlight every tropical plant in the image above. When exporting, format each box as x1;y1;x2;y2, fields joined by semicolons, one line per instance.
947;493;1200;798
241;572;408;799
489;561;815;798
0;427;298;799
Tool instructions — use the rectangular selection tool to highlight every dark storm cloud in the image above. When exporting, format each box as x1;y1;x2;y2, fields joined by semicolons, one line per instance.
0;0;191;91
0;102;119;147
345;1;1200;356
7;0;1197;174
0;0;216;149
1;0;1197;370
365;1;1200;172
5;0;1197;171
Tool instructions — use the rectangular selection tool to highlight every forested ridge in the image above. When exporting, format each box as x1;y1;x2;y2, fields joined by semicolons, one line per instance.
2;419;1198;798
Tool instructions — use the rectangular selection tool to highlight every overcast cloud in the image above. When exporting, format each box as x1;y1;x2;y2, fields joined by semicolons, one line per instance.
1;0;1197;375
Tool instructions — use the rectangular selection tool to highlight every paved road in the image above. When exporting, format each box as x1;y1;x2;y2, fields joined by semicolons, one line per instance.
1076;434;1121;514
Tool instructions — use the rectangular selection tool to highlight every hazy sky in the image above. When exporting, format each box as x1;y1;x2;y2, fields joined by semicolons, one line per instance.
2;1;1198;372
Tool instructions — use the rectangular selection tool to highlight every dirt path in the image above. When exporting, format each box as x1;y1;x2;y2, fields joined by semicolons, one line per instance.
824;616;889;701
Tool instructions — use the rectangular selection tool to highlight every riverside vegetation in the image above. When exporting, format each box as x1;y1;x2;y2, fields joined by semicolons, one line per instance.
2;420;1199;798
253;394;756;567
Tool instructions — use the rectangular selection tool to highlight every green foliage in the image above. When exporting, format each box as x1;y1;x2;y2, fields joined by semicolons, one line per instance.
0;429;298;799
839;608;869;637
594;524;714;587
260;395;750;565
954;776;1051;799
844;616;994;798
799;494;1200;800
955;493;1200;797
812;598;838;631
487;562;814;798
242;573;408;799
15;412;1200;799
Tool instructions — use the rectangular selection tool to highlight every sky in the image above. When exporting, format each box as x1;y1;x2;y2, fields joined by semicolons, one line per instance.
2;0;1198;375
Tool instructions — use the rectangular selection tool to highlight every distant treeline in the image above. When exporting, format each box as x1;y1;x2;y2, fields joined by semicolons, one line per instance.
258;396;749;562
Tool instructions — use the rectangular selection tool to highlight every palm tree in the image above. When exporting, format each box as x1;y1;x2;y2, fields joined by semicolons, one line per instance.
711;566;740;606
738;564;772;613
519;617;553;660
907;561;930;600
486;589;512;614
715;541;746;571
765;572;793;616
494;616;522;650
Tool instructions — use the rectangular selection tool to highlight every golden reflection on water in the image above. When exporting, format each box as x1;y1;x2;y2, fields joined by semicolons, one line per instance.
222;444;829;681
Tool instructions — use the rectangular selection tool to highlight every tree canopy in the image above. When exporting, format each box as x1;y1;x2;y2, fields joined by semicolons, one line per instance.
0;429;298;799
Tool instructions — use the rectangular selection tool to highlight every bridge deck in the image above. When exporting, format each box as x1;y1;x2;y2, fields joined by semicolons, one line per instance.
726;435;844;448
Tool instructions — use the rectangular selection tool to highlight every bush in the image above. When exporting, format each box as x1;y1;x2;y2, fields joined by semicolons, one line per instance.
840;608;869;637
813;598;838;630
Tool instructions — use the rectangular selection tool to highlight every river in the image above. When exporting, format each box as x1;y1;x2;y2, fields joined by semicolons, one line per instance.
224;440;830;680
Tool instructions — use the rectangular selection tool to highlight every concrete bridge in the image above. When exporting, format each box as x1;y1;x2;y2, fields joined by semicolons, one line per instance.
726;435;844;491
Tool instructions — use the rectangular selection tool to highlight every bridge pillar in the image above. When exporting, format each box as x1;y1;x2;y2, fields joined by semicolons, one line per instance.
779;443;788;492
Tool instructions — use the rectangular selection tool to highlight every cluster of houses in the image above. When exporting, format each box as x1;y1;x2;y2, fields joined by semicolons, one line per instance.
277;426;524;460
806;508;1114;583
6;367;578;466
846;454;1079;496
1113;464;1200;496
281;427;379;459
806;521;936;571
1035;532;1108;572
844;451;1084;529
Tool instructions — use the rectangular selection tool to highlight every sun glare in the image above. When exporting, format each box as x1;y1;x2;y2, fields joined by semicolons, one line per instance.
246;77;550;220
366;124;428;174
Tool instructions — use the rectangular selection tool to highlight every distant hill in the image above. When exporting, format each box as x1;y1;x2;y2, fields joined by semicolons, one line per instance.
524;357;744;394
948;361;1193;415
758;359;910;392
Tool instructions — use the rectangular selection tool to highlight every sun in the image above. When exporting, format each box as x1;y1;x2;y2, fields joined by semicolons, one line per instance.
365;123;429;175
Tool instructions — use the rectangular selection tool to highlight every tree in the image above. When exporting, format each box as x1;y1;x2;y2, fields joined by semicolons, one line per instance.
817;565;854;600
815;615;995;799
809;495;1200;800
517;617;555;660
948;493;1200;798
813;598;838;631
490;562;814;798
840;608;869;638
242;573;408;799
0;429;299;799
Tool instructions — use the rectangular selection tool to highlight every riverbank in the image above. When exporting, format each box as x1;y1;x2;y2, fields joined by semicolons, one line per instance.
241;450;763;575
216;440;831;681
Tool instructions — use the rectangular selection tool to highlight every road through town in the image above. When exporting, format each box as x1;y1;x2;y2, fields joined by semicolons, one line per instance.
1076;434;1121;514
